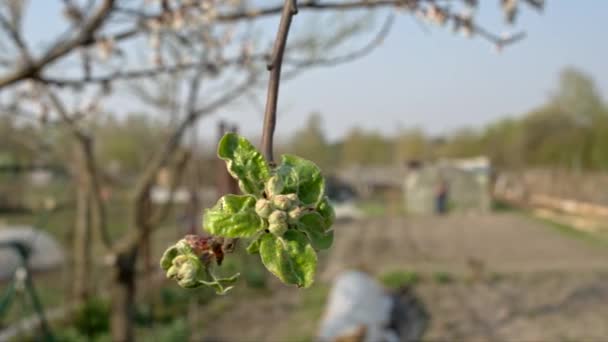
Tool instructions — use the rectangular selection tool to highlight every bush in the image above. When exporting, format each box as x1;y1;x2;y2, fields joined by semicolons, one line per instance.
72;298;110;338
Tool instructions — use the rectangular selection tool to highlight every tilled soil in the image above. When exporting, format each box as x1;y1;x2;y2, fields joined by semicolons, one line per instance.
199;213;608;342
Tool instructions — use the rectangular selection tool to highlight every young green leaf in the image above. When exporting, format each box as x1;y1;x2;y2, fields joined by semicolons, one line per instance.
218;132;270;196
317;196;336;229
296;212;334;250
203;194;264;238
277;154;325;206
259;230;317;288
246;238;261;254
160;245;179;270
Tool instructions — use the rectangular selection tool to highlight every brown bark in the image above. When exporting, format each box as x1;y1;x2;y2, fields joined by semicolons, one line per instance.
110;248;138;342
72;143;92;302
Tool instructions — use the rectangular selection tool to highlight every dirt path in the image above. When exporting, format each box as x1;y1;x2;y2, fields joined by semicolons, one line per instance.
322;213;608;278
199;213;608;341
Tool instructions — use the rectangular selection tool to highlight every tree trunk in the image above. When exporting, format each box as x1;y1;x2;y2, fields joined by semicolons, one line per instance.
72;185;92;301
72;144;93;302
110;248;138;342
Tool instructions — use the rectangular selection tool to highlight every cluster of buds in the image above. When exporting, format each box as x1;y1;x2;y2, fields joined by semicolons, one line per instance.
255;176;307;237
160;235;226;288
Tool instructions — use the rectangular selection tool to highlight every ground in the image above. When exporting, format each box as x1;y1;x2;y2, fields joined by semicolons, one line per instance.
197;212;608;342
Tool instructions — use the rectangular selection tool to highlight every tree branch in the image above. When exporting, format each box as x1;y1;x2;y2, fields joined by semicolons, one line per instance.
45;89;113;250
110;75;255;256
0;0;115;89
261;0;298;162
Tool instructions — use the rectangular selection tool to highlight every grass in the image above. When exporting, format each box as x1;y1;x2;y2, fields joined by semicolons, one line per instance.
489;200;608;249
380;270;420;289
535;216;608;248
356;200;386;217
492;199;517;212
280;284;330;342
432;271;454;285
356;195;406;217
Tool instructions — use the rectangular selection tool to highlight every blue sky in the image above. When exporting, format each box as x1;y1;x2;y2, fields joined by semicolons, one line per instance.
21;1;608;142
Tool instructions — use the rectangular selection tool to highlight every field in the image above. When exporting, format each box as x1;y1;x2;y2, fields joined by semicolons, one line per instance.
3;207;608;341
194;212;608;341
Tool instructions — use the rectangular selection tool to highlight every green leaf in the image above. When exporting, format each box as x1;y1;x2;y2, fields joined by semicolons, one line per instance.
218;133;270;195
259;230;317;288
317;196;335;229
246;238;261;254
160;246;179;271
277;154;324;206
296;212;333;250
203;194;264;238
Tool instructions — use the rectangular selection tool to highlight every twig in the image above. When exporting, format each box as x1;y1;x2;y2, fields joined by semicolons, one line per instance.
261;0;298;162
0;0;115;89
45;89;113;250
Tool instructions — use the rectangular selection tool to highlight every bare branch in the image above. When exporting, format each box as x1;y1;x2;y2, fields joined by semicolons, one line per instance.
286;13;394;69
0;10;31;61
261;0;298;162
112;74;256;255
0;0;116;89
148;150;191;227
45;88;113;250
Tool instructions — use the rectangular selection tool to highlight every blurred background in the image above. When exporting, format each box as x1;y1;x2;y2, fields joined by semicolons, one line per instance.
1;0;607;341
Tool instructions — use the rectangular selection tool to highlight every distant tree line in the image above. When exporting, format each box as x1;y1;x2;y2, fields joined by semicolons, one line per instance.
288;67;608;172
2;68;605;177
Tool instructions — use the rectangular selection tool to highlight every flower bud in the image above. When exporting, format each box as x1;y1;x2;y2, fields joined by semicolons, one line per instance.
265;176;284;197
268;210;287;225
168;255;203;288
272;194;293;211
269;222;288;237
287;207;304;224
286;193;298;202
160;246;179;271
255;199;273;219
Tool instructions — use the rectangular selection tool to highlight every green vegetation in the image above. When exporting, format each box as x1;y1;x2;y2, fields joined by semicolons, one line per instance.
380;270;420;289
492;200;517;212
432;271;454;285
535;216;608;248
162;133;335;292
279;284;330;342
283;68;608;172
356;200;387;217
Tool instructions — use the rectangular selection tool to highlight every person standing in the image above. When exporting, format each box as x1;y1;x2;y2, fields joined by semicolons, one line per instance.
436;179;449;214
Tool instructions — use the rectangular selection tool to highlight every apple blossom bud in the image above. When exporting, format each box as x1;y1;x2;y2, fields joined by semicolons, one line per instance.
167;255;203;288
268;210;287;225
265;176;284;197
269;222;288;237
272;194;293;211
288;207;304;224
255;199;273;218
